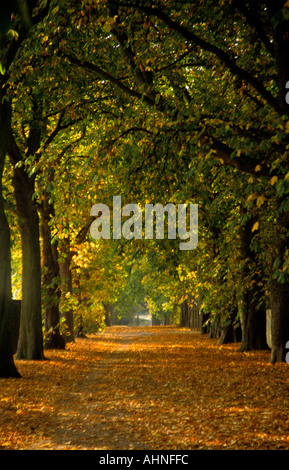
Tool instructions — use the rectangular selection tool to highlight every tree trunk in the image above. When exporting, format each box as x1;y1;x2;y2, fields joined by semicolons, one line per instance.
180;299;189;327
218;305;242;345
266;0;289;363
11;299;21;354
73;275;86;338
59;236;75;342
218;319;242;344
240;296;268;351
200;309;210;334
103;303;113;326
269;209;289;363
239;210;268;351
12;166;44;360
0;96;21;377
270;277;289;363
40;194;65;349
152;315;160;325
208;312;221;339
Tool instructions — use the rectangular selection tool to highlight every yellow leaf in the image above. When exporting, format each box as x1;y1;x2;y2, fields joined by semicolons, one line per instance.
252;221;259;232
269;176;278;185
247;193;255;203
255;164;261;172
256;196;265;208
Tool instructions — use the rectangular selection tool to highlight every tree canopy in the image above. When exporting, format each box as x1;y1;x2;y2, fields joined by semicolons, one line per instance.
1;0;289;377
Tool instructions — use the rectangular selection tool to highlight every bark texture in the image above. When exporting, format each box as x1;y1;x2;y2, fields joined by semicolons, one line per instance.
0;93;20;377
40;193;65;349
12;166;44;360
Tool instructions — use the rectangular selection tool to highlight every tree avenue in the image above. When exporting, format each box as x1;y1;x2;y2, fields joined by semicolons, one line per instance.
0;0;289;379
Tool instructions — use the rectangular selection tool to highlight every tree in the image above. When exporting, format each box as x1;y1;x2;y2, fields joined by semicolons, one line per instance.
7;26;91;355
39;189;65;349
239;206;268;351
0;84;20;377
0;0;51;375
8;97;44;359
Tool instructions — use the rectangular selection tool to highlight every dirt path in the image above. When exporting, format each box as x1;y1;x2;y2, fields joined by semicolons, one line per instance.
1;326;289;450
54;328;149;450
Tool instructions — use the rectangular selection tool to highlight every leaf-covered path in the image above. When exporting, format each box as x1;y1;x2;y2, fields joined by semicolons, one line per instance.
1;326;289;450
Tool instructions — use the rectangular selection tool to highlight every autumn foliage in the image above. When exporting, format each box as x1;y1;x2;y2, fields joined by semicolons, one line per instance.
1;326;289;450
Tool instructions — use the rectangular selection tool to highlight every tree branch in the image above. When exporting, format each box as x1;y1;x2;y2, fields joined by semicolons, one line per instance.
43;112;84;150
8;132;22;167
75;216;96;245
126;3;282;115
209;136;271;177
232;0;274;56
64;54;156;107
2;0;51;73
98;126;154;155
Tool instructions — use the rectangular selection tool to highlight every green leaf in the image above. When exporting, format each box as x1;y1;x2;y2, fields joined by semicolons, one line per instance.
0;63;6;75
